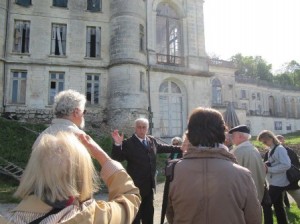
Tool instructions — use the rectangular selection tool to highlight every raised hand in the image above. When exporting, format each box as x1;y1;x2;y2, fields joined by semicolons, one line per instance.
78;133;109;165
111;129;124;145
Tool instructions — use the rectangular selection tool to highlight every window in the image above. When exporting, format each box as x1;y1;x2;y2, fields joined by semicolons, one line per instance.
10;71;27;104
13;20;30;53
156;3;182;65
257;92;261;100
51;24;67;56
274;121;282;130
49;72;64;104
140;72;146;91
53;0;68;7
212;78;222;105
241;89;246;99
241;103;247;110
86;74;100;104
87;0;101;12
252;93;256;100
86;27;101;58
139;24;144;52
16;0;31;7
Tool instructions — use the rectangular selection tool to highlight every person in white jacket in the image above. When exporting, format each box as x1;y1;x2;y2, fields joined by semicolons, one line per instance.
258;130;291;224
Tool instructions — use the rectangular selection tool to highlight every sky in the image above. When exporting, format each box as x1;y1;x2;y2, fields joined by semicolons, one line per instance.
203;0;300;72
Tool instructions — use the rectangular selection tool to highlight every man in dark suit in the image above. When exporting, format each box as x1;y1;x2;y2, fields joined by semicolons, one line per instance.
111;118;182;224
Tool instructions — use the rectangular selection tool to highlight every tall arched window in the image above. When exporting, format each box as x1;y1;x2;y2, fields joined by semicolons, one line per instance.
268;96;275;116
291;98;296;118
212;78;222;105
159;80;183;137
156;3;182;65
281;97;288;118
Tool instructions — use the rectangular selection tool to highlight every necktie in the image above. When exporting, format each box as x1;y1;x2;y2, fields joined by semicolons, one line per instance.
142;139;148;147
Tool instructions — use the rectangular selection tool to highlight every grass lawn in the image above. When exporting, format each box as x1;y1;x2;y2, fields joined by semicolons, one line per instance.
0;175;20;203
285;204;300;224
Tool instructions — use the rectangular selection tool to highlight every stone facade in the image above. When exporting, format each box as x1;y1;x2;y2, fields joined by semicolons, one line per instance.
0;0;300;137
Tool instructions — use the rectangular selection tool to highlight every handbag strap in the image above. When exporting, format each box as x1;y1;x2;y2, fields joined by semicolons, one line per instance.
28;207;63;224
269;144;279;158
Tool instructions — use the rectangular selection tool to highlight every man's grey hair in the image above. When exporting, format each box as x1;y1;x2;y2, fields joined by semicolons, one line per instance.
134;118;149;128
241;132;252;140
53;89;86;117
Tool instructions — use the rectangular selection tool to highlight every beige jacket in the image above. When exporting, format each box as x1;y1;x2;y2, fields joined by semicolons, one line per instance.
232;141;266;202
166;146;262;224
0;160;141;224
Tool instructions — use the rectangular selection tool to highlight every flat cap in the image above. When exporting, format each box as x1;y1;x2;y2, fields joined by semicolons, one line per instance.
229;125;250;134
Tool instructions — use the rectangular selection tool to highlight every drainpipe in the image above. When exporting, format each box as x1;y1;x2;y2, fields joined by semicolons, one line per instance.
2;0;10;113
145;0;153;134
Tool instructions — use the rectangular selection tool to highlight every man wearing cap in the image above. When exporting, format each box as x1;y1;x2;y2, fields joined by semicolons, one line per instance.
229;125;266;203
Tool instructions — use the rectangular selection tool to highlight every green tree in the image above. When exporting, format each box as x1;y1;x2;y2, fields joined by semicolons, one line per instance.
231;53;273;81
278;60;300;86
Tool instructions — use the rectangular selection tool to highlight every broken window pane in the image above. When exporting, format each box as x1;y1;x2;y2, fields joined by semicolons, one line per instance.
49;72;64;104
51;24;67;56
87;0;101;12
86;74;100;105
86;27;101;58
156;2;182;65
13;21;30;53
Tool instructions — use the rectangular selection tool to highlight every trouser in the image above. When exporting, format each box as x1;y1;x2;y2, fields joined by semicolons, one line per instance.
287;188;300;207
283;191;290;207
132;192;154;224
269;185;289;224
262;203;273;224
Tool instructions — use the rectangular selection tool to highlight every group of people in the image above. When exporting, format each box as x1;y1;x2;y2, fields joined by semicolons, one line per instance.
0;88;299;224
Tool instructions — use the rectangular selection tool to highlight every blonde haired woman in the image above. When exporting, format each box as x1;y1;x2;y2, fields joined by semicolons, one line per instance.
0;132;140;224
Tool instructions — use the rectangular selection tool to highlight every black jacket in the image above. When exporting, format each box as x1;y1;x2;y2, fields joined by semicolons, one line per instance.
112;134;181;197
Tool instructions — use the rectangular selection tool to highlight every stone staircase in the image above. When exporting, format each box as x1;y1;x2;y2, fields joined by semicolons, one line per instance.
0;157;23;181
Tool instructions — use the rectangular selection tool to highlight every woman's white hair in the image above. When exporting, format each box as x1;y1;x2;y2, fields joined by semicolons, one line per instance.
53;89;86;118
15;132;99;203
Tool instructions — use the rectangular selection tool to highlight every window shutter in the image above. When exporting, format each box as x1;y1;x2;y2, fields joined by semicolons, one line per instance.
14;22;22;52
24;23;30;52
86;27;91;57
61;25;67;55
96;27;101;57
51;25;56;54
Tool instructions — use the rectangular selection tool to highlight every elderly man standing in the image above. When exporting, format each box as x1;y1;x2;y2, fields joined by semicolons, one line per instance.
111;118;181;224
229;125;271;223
33;89;87;147
229;125;266;202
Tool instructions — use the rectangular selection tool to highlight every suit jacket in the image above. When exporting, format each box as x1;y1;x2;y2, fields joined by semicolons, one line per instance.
112;134;181;197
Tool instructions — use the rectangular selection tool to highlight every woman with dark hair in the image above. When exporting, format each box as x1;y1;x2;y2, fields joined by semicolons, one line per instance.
258;130;291;224
166;107;261;224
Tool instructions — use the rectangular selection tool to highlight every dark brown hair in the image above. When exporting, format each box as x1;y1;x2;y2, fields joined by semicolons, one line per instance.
187;107;226;147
